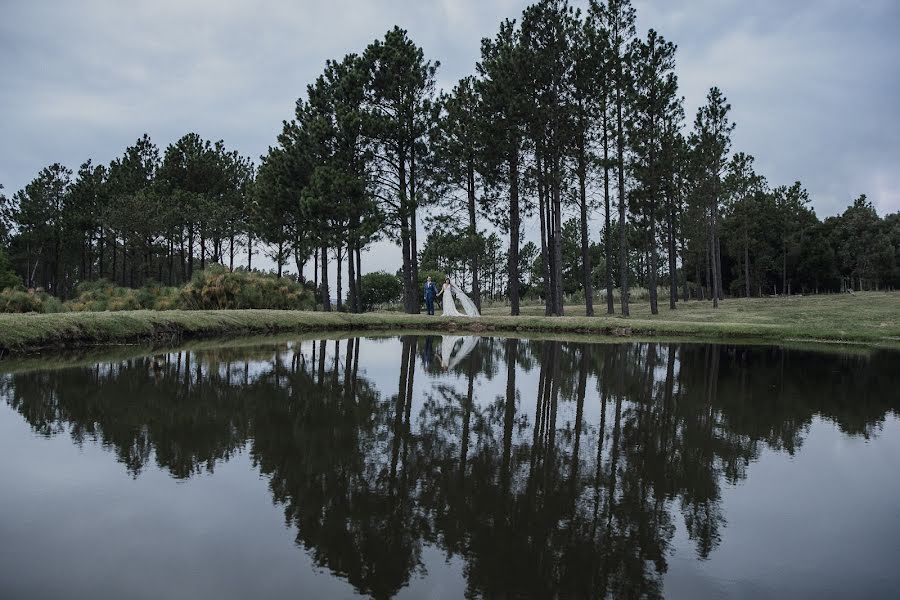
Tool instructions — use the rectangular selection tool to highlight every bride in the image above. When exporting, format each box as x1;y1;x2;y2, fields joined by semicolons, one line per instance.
437;277;480;317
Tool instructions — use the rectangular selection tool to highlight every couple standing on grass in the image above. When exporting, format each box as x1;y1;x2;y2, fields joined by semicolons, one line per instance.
423;276;480;317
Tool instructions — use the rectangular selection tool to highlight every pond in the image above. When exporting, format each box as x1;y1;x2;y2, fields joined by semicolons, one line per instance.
1;335;898;599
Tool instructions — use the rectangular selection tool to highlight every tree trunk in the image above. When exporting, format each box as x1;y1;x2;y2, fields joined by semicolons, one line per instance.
603;108;615;315
355;244;362;313
666;190;677;310
466;160;481;310
508;150;521;316
276;240;284;278
320;243;330;311
715;223;724;300
348;240;357;313
709;201;720;309
336;244;343;311
704;233;711;301
398;148;414;313
537;152;552;316
649;193;659;315
578;135;594;316
409;146;420;315
552;156;564;316
616;80;630;316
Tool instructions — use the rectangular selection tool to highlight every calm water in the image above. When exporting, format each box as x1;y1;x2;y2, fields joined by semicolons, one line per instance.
1;336;899;600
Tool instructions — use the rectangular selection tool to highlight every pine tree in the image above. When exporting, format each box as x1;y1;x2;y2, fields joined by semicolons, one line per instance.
627;29;678;314
363;27;438;314
477;19;529;315
521;0;577;316
690;87;734;308
433;76;486;310
592;0;636;316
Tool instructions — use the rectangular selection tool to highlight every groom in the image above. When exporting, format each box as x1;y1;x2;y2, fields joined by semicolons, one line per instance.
423;276;437;315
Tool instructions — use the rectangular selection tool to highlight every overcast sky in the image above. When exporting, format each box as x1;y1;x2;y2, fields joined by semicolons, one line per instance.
2;0;898;281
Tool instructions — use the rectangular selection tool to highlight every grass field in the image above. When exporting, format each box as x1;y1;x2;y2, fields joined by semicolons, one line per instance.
0;292;897;356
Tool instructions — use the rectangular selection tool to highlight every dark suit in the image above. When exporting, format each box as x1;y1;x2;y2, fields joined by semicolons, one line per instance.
424;282;437;315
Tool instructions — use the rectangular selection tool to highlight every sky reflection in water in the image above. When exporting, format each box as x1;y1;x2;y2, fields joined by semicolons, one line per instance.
1;336;898;599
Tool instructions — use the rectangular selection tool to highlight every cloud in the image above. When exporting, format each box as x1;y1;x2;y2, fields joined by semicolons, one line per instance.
1;0;898;284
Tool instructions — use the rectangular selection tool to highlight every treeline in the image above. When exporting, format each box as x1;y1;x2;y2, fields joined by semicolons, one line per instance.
1;0;898;315
0;135;255;297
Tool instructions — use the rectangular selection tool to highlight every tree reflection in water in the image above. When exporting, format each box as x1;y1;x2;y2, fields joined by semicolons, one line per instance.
2;337;898;599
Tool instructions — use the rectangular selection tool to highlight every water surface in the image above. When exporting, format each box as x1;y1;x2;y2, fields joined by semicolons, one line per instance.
1;336;898;599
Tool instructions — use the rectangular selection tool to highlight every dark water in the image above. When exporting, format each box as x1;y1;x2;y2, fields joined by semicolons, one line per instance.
1;336;898;600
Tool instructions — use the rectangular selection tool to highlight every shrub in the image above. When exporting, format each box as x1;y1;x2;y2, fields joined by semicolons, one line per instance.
0;289;42;313
65;280;182;312
179;265;314;310
360;271;403;310
0;288;67;313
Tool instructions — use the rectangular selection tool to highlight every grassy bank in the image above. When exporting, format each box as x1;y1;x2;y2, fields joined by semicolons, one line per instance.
0;292;897;356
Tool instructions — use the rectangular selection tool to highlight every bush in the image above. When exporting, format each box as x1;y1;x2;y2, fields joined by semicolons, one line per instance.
360;271;403;310
0;288;67;313
179;265;314;310
67;280;194;312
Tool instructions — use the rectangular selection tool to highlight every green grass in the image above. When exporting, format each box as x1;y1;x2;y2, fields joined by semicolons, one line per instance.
0;292;897;356
483;292;900;344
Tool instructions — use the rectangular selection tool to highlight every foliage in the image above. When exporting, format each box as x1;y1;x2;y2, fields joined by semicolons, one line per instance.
3;0;898;320
359;271;403;310
179;265;314;311
65;280;180;312
0;248;22;291
0;288;66;313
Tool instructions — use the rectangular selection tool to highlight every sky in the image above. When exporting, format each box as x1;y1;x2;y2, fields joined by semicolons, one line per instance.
2;0;899;283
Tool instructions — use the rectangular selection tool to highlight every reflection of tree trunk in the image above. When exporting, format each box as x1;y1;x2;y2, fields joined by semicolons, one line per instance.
343;338;353;396
390;337;412;493
529;343;550;492
590;352;610;543
607;381;623;527
544;343;560;489
501;339;518;495
400;337;417;494
460;359;475;482
332;340;340;387
662;345;676;455
571;346;589;494
317;340;326;385
350;338;360;398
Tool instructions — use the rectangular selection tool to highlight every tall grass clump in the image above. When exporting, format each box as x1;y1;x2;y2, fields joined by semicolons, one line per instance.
66;280;181;312
0;288;67;313
179;266;315;310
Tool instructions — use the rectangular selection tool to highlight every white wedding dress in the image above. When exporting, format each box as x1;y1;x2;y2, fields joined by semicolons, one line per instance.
441;283;480;317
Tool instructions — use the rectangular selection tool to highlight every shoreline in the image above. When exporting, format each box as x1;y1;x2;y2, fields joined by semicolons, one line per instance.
2;301;898;357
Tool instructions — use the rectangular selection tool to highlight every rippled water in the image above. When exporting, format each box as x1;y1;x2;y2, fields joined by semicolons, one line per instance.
1;335;898;599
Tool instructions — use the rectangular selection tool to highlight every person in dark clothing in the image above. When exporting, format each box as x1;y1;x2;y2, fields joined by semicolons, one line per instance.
424;276;438;315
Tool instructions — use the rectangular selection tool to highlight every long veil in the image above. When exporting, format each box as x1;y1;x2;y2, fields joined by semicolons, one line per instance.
449;284;480;317
440;335;478;370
